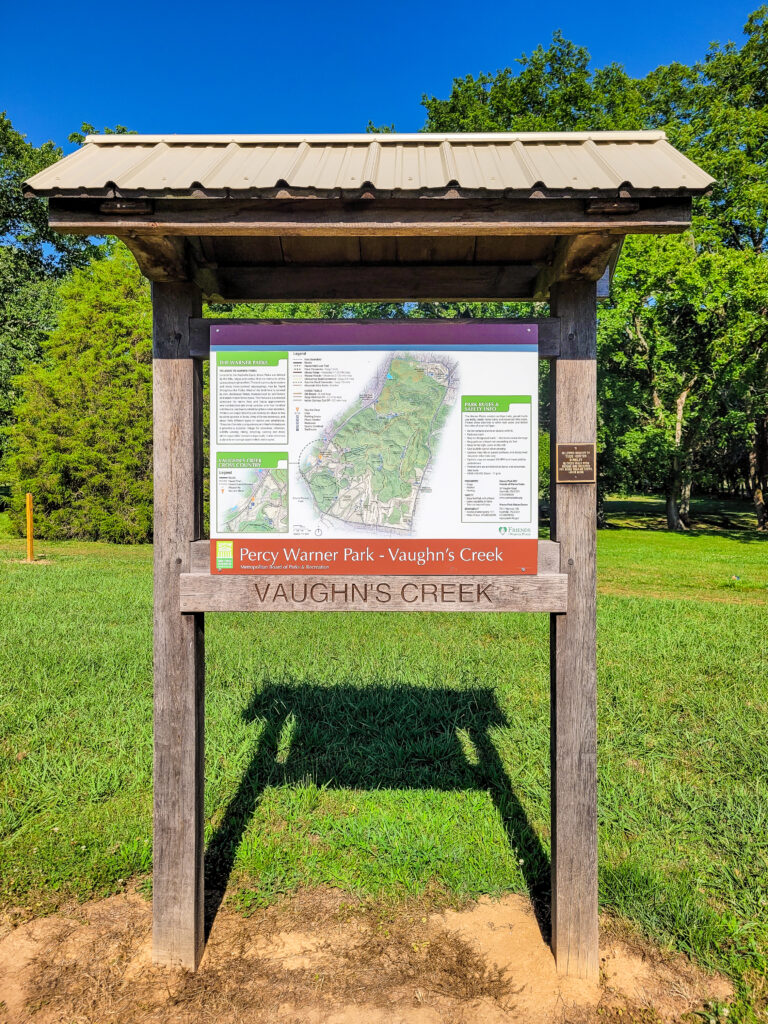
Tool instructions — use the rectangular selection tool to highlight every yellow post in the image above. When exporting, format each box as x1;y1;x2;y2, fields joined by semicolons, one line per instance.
26;493;34;563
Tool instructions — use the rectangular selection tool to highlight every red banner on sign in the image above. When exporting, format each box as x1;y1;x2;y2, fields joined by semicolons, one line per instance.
210;539;538;575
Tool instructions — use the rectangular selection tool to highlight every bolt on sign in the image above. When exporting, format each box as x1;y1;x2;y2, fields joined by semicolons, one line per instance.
209;322;539;577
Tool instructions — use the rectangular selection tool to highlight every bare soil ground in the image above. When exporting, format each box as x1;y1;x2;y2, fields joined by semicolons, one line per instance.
0;890;732;1024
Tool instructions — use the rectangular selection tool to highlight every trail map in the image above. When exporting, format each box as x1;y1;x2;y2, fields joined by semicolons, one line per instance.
209;324;538;575
301;354;457;533
216;454;288;534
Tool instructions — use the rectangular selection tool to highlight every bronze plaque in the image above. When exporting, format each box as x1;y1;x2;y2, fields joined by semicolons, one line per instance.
556;443;596;483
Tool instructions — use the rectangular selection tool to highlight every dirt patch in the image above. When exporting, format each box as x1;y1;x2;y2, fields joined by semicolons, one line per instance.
0;890;732;1024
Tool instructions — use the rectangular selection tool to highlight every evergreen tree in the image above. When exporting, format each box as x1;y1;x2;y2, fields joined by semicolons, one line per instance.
3;244;153;542
0;113;101;462
0;118;132;465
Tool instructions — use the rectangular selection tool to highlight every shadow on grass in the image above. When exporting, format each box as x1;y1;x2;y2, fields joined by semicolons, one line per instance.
204;682;550;942
602;497;766;542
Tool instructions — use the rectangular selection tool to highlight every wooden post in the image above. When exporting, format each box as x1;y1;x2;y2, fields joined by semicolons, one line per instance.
549;280;599;981
152;281;205;969
25;493;34;563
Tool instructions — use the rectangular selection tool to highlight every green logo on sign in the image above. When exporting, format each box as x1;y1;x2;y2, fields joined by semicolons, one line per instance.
216;540;234;570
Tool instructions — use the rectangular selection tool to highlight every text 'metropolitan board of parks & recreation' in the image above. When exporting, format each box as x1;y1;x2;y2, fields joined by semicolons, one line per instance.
209;322;538;575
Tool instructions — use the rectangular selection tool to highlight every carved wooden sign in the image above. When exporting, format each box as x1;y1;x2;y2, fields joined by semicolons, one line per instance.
555;443;596;484
179;570;568;614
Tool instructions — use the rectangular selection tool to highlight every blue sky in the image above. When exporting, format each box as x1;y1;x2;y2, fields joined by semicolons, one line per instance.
3;0;754;151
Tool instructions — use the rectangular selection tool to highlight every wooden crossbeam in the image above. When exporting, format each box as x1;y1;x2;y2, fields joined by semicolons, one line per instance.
178;571;568;614
208;263;539;302
47;196;692;237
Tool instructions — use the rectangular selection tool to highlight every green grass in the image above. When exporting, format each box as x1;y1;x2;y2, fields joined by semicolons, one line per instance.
0;507;766;1018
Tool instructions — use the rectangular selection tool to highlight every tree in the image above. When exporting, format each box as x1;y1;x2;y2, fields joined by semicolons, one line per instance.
599;236;768;529
3;244;154;542
618;10;768;527
0;114;102;461
0;251;61;464
423;32;645;133
660;8;768;254
67;122;133;146
420;16;768;529
0;113;97;279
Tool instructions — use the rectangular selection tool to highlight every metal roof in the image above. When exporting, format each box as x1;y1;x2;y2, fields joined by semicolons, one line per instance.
24;132;714;197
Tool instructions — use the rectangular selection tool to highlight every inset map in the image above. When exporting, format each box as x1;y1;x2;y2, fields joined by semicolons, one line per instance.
216;452;288;533
301;353;458;533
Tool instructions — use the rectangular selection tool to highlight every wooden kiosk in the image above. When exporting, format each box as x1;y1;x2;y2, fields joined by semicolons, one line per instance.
26;132;713;980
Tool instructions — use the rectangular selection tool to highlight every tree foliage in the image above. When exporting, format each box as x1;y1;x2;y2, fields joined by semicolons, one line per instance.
0;254;61;464
0;114;102;463
0;113;98;279
67;122;133;146
4;245;154;541
422;12;768;529
424;31;646;133
599;237;768;526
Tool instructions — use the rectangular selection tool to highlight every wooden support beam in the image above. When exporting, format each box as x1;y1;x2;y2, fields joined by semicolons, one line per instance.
184;236;222;295
47;196;692;237
152;281;205;970
549;280;599;981
207;263;538;302
123;234;191;282
188;317;561;359
178;571;568;613
533;234;622;301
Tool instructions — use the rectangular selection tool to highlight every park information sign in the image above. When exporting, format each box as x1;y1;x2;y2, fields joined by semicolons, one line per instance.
209;322;538;575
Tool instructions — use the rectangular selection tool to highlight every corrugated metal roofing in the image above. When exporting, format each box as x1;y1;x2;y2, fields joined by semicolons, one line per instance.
24;132;714;196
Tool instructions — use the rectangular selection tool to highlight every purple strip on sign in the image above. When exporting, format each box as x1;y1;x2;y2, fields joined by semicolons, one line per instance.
210;321;538;347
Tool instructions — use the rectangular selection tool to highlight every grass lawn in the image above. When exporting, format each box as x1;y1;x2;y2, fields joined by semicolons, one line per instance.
0;500;766;1018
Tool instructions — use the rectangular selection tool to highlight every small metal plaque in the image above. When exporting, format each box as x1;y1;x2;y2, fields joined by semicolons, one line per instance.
556;443;596;484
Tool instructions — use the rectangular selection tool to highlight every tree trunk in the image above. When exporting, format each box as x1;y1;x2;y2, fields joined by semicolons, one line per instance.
665;491;681;530
665;476;686;531
596;480;606;529
749;413;768;532
665;387;692;532
665;454;687;531
679;467;692;528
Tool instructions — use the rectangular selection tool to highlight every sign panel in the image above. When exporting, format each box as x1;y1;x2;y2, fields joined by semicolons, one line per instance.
209;322;538;574
555;443;596;483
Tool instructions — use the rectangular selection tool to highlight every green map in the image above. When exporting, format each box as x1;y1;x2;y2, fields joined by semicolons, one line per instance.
216;454;289;534
301;354;457;532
